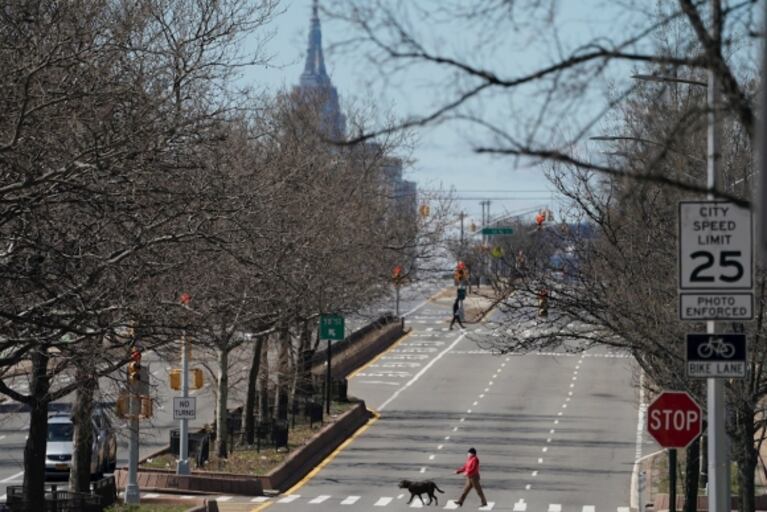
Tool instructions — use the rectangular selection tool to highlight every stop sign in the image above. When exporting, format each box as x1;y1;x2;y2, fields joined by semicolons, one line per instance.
647;391;702;448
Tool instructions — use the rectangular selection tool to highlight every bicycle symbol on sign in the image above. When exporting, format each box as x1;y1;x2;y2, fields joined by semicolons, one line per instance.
697;336;736;359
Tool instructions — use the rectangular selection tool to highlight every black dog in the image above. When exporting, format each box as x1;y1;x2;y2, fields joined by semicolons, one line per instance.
399;479;445;505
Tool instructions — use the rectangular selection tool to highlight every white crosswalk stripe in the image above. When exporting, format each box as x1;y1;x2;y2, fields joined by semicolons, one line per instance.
250;496;270;503
216;496;232;502
617;508;630;512
548;505;562;512
277;495;300;504
341;496;361;505
375;497;393;506
410;499;424;508
583;506;595;512
309;495;331;504
444;501;459;509
513;499;527;511
479;502;495;510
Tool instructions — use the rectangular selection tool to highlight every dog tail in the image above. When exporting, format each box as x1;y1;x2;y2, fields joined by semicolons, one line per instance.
435;485;445;493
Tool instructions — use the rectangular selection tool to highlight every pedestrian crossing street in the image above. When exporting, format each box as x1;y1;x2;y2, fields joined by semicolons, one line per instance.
239;494;631;511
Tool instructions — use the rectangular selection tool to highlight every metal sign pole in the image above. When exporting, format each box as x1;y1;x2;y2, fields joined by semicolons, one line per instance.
177;335;190;475
706;54;730;512
124;390;140;504
325;339;331;415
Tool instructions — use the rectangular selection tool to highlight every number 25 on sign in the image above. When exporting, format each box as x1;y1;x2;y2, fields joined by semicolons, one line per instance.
678;201;752;290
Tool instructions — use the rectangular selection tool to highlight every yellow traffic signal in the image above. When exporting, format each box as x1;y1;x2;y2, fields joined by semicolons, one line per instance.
141;396;153;419
192;368;204;389
170;369;181;390
128;361;141;384
116;392;130;419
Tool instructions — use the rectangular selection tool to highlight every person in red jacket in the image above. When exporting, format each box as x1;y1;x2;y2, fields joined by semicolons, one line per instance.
453;447;487;507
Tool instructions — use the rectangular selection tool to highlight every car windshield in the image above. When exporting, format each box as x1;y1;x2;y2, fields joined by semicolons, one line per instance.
47;422;73;442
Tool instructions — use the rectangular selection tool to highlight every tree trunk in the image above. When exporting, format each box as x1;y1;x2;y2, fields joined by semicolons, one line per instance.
69;369;97;492
684;435;700;512
241;336;264;445
737;403;757;512
214;346;230;458
274;324;290;422
22;347;50;512
258;336;270;421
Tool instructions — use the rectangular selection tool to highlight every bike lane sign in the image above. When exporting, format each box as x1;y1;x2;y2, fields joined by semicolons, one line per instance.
686;333;746;378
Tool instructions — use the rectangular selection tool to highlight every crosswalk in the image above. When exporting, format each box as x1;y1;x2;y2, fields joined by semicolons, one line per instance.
237;494;630;511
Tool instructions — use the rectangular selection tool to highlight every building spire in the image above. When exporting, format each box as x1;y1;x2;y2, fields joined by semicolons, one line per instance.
300;0;329;86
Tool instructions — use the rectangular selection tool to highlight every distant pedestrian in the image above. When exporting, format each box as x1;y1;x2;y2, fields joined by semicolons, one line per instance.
453;447;487;507
449;298;464;330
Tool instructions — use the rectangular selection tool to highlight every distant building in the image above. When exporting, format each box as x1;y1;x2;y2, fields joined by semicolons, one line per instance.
293;0;345;140
295;1;416;215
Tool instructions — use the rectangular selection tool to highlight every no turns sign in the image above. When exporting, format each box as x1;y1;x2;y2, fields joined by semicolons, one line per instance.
647;391;702;448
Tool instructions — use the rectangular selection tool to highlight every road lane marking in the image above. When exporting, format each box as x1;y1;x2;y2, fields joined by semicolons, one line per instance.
438;444;444;449
554;420;559;424
484;388;489;392
525;484;531;490
557;412;563;416
618;508;630;512
542;447;548;452
453;427;459;431
583;506;595;512
467;409;472;414
531;470;538;476
375;497;393;506
348;332;413;379
217;496;233;502
378;333;466;411
309;495;330;504
472;401;478;406
460;418;465;422
445;436;450;440
143;493;160;499
568;391;573;396
428;454;435;460
479;503;495;510
277;495;300;503
548;505;562;512
569;383;574;388
420;467;426;473
445;502;459;510
538;458;543;463
0;471;23;483
479;394;484;398
341;496;360;505
513;499;527;511
547;438;552;443
410;498;424;508
251;497;270;503
550;429;555;434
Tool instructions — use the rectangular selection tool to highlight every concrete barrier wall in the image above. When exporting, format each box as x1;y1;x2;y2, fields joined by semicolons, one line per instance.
114;467;263;496
260;402;372;492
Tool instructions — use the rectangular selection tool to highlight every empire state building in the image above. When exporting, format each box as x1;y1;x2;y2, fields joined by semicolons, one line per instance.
293;0;346;140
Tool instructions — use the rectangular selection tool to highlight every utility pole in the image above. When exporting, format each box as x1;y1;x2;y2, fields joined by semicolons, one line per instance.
706;8;730;507
177;335;190;475
125;386;140;504
459;211;465;246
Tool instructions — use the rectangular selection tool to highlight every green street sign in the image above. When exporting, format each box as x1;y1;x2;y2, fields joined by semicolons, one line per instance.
319;314;345;340
481;227;514;236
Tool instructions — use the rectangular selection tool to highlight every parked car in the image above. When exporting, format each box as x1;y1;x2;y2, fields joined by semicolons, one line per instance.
45;409;117;479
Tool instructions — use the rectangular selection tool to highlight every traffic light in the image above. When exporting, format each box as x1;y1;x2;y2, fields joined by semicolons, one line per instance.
128;348;141;384
192;368;204;389
128;360;141;384
419;204;430;218
140;396;153;419
116;392;130;419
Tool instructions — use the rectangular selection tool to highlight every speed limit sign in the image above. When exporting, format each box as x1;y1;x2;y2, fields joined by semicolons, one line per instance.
679;201;753;320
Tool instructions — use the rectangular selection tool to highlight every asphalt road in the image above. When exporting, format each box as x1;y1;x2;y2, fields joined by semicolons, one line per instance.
244;292;647;511
0;278;446;500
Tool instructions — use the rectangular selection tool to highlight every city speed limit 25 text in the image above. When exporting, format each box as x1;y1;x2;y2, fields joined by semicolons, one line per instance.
679;201;752;290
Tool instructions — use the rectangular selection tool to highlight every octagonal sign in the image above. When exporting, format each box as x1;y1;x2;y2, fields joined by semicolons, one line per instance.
647;391;702;449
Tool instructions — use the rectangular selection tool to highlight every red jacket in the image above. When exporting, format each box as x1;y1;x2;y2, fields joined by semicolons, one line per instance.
456;454;480;477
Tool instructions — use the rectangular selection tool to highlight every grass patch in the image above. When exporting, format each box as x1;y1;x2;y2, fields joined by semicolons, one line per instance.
141;400;358;475
106;504;189;512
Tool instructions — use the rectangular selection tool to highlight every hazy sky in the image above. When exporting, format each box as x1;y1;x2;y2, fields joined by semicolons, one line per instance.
241;0;650;227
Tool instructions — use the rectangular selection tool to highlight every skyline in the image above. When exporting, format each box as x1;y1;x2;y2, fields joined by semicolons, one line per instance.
243;0;561;227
